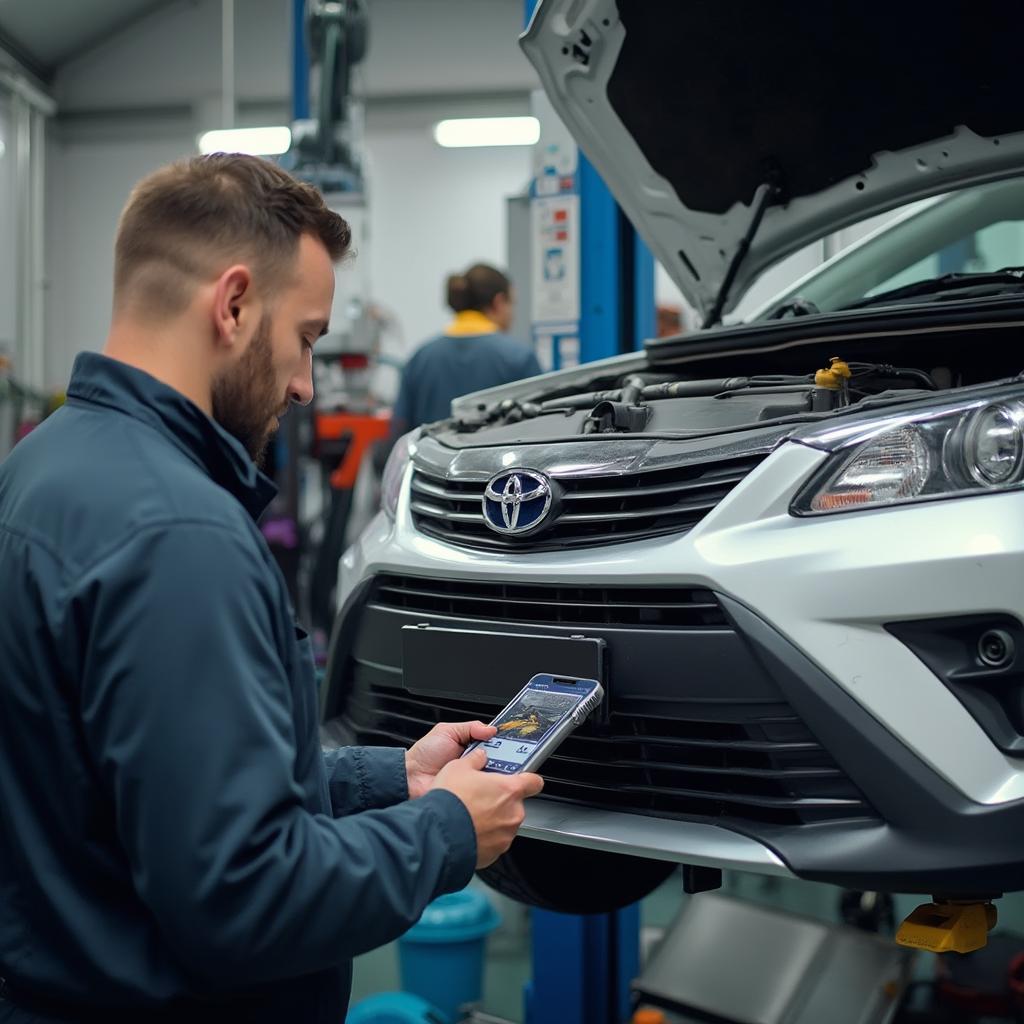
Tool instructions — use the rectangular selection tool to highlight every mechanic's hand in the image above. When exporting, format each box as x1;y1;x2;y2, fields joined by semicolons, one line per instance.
405;721;497;799
429;747;544;868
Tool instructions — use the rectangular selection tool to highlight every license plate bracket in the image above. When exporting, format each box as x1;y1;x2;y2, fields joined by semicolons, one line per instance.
401;623;606;714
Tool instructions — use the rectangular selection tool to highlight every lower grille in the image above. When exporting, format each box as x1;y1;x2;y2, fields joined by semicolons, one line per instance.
334;575;875;829
372;574;729;629
410;454;767;552
342;680;871;826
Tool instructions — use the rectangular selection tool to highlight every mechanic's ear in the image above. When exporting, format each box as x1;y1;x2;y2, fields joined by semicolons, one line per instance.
211;264;254;348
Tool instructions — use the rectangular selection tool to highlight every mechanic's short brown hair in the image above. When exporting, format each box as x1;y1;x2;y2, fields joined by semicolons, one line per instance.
113;154;351;318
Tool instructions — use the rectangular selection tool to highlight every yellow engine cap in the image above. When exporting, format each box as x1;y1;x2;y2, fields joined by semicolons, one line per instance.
814;357;852;389
896;901;997;954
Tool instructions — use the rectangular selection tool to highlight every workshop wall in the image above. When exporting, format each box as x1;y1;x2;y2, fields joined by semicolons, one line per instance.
44;114;531;387
362;118;531;358
42;0;537;387
45;132;190;384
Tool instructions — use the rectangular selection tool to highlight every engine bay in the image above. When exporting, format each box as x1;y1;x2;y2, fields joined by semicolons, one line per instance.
430;320;1024;447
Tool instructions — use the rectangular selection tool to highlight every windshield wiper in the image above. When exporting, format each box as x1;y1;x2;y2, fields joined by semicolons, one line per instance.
766;297;821;319
842;267;1024;311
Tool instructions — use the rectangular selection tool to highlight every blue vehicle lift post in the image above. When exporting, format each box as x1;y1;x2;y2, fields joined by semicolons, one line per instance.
526;903;641;1024
292;0;310;122
578;156;656;361
523;3;654;1023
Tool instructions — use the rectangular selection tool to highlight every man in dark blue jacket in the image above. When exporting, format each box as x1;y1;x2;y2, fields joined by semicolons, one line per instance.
0;155;541;1023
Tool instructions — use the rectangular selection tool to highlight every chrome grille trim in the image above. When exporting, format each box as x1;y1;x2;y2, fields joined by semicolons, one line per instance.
410;452;768;551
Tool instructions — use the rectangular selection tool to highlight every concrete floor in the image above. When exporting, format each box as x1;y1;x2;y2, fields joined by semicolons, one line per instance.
350;871;1024;1022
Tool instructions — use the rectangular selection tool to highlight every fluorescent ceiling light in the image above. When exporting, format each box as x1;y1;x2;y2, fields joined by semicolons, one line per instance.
433;116;540;149
197;126;291;156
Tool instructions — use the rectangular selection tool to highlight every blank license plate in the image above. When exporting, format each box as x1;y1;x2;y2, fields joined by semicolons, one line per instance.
401;624;604;706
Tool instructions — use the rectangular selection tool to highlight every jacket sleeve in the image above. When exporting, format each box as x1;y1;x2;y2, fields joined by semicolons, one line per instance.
521;347;543;379
391;357;415;434
322;745;409;816
70;521;476;987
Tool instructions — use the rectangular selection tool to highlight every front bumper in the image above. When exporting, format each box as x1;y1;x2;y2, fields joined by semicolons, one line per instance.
326;440;1024;893
519;800;790;877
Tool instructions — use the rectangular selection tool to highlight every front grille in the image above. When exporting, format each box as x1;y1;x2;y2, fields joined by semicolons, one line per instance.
372;574;729;629
343;680;870;827
335;576;874;828
410;453;767;552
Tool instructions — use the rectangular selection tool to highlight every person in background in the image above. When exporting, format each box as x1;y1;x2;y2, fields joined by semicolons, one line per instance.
390;263;542;435
656;303;684;339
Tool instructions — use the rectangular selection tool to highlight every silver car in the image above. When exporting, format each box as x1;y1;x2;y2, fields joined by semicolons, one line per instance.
323;0;1024;915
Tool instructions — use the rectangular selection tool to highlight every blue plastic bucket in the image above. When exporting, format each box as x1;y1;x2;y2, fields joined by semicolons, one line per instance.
346;991;449;1024
398;889;501;1023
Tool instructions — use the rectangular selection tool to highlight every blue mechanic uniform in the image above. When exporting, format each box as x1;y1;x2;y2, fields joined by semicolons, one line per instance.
393;310;543;430
0;352;476;1023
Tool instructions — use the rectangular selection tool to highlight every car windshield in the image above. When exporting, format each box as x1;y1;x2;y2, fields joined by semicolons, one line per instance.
751;177;1024;319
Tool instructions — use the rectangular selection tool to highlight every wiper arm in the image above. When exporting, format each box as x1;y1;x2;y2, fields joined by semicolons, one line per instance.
766;297;820;320
842;268;1024;311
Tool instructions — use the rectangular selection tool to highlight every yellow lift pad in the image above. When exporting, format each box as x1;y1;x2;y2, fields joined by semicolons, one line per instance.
896;900;997;953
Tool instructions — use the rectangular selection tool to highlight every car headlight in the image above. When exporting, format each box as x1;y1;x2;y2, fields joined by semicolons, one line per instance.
380;429;417;519
793;398;1024;515
965;403;1024;485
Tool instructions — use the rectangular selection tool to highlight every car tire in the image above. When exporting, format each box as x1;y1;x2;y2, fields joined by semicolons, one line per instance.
477;837;678;914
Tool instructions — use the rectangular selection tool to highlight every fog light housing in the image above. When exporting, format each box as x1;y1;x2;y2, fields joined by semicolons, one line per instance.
886;615;1024;754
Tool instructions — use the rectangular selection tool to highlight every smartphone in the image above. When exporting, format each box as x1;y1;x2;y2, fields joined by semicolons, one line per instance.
463;673;604;775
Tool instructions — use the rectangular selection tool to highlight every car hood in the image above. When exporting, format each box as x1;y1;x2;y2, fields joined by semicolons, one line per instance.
520;0;1024;321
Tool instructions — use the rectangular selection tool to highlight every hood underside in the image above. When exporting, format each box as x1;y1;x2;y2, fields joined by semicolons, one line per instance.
520;0;1024;317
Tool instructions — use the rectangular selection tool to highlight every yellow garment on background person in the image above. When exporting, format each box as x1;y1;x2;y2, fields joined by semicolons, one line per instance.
445;310;500;336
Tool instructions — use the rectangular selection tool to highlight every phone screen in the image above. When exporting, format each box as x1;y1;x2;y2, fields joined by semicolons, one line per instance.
480;678;591;774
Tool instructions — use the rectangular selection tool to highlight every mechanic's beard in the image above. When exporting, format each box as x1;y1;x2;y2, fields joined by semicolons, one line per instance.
211;313;282;466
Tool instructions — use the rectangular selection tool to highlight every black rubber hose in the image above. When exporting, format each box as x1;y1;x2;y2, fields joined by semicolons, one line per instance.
619;375;645;406
642;377;751;399
538;374;810;412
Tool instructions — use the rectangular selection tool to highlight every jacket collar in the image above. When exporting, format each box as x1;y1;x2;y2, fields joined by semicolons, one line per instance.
444;310;500;337
66;351;277;521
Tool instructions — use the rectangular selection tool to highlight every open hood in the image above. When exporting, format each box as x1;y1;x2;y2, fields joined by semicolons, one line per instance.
520;0;1024;320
